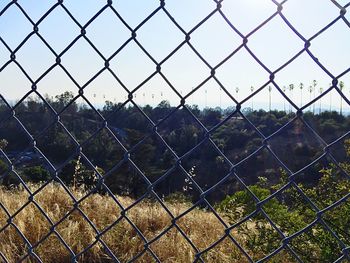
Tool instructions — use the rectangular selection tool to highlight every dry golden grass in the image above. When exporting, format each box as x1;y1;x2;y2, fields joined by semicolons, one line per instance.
0;183;246;263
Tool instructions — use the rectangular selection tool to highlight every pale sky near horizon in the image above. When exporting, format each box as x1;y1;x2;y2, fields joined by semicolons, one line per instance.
1;0;350;112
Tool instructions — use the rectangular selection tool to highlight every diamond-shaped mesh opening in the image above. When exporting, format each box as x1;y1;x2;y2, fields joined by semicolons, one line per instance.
0;224;30;262
322;199;350;247
298;157;350;210
12;94;55;137
164;0;216;32
85;7;130;58
130;134;176;184
14;159;52;186
59;97;103;142
82;128;125;172
16;0;56;22
247;16;305;71
260;185;316;237
136;10;184;62
54;207;98;257
149;226;197;262
103;161;149;197
34;182;75;223
215;48;270;102
189;13;242;67
78;191;122;231
310;20;350;75
99;216;146;262
220;0;277;35
105;103;154;149
84;69;129;108
281;0;340;38
242;109;291;137
229;211;283;262
0;40;9;67
0;205;8;230
200;235;250;263
161;44;209;94
175;204;227;251
0;117;32;155
114;0;159;29
61;38;105;86
234;147;286;187
109;41;156;90
15;34;56;81
12;201;51;246
274;52;332;108
61;0;105;26
157;108;205;157
303;109;348;145
194;78;236;112
213;178;260;227
126;198;172;241
132;74;179;111
329;133;350;162
268;118;325;172
152;167;193;199
35;122;77;166
34;233;73;263
0;4;32;49
37;5;80;53
0;63;32;103
180;140;231;192
289;222;344;262
37;67;79;109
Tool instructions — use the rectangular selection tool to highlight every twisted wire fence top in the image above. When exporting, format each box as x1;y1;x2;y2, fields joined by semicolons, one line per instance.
1;0;350;262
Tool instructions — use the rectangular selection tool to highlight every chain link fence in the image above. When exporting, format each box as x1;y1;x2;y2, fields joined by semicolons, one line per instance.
1;0;350;262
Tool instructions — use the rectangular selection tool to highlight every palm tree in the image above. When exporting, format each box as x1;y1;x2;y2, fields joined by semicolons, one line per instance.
205;89;207;108
289;84;294;113
329;83;332;112
319;87;323;114
268;85;272;112
299;82;304;106
313;80;317;114
340;81;344;115
308;85;313;112
250;86;254;111
283;86;287;113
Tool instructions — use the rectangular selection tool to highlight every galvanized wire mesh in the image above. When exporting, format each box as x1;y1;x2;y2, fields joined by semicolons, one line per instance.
1;0;350;262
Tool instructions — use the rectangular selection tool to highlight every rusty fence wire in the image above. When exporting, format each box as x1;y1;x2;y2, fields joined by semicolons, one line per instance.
1;0;350;262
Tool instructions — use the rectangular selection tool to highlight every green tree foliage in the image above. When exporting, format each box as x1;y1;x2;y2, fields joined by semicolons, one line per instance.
23;166;50;183
217;141;350;262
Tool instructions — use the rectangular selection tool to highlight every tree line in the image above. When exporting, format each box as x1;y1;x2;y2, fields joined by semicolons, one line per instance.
0;91;349;201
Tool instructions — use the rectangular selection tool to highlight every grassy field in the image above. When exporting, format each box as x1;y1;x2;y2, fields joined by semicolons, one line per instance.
0;183;253;263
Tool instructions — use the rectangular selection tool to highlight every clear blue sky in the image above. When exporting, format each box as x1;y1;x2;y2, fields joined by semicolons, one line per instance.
1;0;350;112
